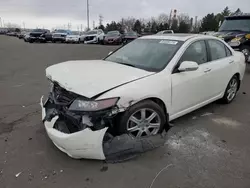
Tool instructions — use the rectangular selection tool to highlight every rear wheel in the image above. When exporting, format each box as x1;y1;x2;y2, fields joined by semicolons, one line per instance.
116;100;166;138
221;75;239;104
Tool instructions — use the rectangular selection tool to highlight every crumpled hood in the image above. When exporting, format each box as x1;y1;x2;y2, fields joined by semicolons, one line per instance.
85;34;98;37
46;60;155;98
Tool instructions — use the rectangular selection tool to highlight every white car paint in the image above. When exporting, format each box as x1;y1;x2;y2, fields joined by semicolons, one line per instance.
65;34;80;43
157;30;174;34
83;29;105;44
46;60;155;98
42;34;246;160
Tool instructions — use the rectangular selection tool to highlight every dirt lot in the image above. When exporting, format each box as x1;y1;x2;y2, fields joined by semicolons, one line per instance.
0;35;250;188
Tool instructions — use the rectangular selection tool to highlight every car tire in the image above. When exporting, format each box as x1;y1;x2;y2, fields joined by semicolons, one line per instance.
116;100;166;138
221;75;239;104
240;45;250;63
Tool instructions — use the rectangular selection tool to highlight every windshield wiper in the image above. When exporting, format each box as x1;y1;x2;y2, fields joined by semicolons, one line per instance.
118;62;136;68
220;29;246;32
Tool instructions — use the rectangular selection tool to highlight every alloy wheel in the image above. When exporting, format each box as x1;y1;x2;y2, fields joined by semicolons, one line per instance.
226;78;238;102
126;108;161;138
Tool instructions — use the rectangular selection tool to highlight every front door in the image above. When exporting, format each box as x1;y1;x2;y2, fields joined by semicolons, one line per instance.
170;40;211;119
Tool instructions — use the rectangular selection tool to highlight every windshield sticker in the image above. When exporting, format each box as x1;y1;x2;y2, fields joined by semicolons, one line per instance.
159;40;178;45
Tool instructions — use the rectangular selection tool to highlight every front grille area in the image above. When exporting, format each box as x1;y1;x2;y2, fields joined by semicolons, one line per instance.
53;34;65;38
85;36;95;41
51;83;78;105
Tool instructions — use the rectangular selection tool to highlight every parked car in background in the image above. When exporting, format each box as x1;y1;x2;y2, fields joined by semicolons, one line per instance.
83;29;105;44
6;32;18;37
17;31;28;39
103;30;123;45
200;31;215;35
38;32;53;43
41;34;245;159
29;29;50;43
0;28;8;35
65;31;81;43
214;13;250;63
52;29;71;43
24;33;30;42
156;30;174;34
123;31;139;44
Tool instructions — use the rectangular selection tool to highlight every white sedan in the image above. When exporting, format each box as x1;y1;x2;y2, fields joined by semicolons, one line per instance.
41;34;246;160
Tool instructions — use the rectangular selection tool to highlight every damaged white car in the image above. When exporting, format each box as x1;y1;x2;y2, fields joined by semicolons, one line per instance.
41;34;246;160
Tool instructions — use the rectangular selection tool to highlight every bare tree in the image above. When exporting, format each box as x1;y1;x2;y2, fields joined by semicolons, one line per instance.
5;22;21;28
156;13;169;24
120;17;136;31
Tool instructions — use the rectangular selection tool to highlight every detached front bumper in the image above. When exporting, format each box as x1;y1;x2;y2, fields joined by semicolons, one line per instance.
40;96;108;160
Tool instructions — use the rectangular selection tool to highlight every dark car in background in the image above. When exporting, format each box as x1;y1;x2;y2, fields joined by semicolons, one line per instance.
214;14;250;63
103;30;123;45
123;31;139;44
29;29;50;43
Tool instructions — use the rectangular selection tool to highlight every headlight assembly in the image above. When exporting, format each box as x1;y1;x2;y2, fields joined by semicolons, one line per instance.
69;97;119;112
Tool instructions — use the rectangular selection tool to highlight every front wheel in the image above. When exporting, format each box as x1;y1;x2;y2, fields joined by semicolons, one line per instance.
240;45;250;63
116;100;166;138
221;75;239;104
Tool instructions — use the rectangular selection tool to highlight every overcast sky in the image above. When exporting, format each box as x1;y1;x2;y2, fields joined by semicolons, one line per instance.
0;0;249;30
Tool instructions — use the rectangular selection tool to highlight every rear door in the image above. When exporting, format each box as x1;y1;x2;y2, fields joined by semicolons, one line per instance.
205;39;236;98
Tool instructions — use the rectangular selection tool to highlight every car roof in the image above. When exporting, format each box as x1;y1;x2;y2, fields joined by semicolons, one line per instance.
140;34;206;41
226;14;250;19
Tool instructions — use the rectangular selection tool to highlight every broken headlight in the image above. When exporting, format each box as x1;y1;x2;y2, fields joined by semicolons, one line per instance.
69;97;119;112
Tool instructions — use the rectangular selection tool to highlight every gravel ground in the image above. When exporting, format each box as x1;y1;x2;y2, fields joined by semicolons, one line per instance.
0;35;250;188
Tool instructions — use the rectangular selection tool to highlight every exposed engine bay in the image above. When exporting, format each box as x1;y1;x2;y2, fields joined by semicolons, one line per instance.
41;82;166;162
44;82;119;135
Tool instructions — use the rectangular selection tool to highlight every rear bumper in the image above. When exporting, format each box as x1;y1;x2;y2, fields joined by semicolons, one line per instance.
40;96;107;160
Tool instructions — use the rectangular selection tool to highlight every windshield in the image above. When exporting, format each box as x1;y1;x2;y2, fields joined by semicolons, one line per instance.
32;29;44;32
106;31;120;36
71;31;80;35
87;30;98;35
105;39;183;72
219;18;250;32
125;32;137;36
55;29;69;33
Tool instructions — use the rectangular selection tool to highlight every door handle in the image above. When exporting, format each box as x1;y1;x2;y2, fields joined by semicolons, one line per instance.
204;68;211;73
229;60;234;64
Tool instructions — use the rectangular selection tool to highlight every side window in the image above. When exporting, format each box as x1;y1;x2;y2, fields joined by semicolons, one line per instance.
225;46;232;57
208;40;227;60
180;40;208;65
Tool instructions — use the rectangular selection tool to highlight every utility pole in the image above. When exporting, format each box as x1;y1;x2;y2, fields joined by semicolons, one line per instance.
87;0;90;30
0;17;2;27
93;21;95;29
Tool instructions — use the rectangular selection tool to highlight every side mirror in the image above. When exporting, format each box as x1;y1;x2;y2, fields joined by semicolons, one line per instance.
178;61;199;72
108;51;113;55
